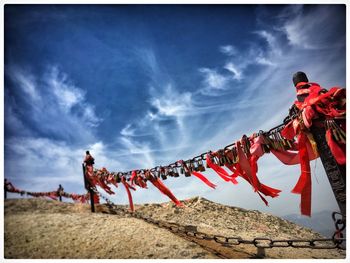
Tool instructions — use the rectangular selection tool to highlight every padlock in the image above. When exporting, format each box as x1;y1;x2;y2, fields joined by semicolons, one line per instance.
161;173;167;180
189;161;195;172
173;167;180;177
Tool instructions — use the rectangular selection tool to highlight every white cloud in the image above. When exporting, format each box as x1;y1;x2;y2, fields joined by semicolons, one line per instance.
48;67;84;110
256;56;275;66
119;137;155;168
150;84;193;118
6;65;102;140
255;30;282;57
8;67;40;102
120;124;135;137
82;105;101;127
219;45;237;56
281;5;345;50
224;62;243;80
199;68;229;90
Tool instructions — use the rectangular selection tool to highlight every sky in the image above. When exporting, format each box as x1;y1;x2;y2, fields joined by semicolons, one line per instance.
4;4;346;218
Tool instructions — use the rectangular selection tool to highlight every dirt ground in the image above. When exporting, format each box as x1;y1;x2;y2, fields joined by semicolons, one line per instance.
4;198;346;259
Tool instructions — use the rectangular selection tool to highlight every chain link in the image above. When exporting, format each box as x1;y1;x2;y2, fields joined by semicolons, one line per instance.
96;191;346;251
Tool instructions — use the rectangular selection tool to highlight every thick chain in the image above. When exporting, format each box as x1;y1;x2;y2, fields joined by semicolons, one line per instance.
332;212;346;248
96;192;346;251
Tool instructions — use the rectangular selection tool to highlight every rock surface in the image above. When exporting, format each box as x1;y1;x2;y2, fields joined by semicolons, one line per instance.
4;197;346;259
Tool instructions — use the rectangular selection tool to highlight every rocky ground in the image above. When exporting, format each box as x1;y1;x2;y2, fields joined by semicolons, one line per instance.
4;197;346;259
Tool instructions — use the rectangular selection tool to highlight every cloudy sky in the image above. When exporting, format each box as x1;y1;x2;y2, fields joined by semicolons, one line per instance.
4;4;346;217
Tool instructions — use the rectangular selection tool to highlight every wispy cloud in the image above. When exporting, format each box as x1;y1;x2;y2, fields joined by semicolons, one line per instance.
224;62;243;80
119;137;155;168
6;65;102;142
150;84;193;118
198;68;229;90
280;5;345;50
8;67;41;102
255;30;281;56
219;45;237;56
120;124;135;137
48;67;85;111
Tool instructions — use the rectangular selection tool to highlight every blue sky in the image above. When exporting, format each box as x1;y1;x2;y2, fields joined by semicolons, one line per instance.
4;4;346;217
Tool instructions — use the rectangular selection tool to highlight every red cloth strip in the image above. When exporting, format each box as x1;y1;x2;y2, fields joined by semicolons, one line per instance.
191;171;217;189
206;153;238;184
122;177;134;212
149;175;183;207
326;129;346;165
130;170;137;185
291;133;312;216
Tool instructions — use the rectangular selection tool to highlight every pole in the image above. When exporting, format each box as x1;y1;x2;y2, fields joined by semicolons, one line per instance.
310;125;346;215
82;163;95;213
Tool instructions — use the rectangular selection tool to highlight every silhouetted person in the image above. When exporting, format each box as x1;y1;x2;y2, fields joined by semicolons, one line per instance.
57;184;64;202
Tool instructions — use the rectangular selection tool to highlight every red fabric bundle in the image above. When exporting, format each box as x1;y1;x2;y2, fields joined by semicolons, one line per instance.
206;153;238;184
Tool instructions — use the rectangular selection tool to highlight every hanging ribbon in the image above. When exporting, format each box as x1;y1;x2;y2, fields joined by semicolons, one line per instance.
191;171;217;189
121;177;135;212
326;129;346;165
130;170;137;185
93;193;100;204
291;132;312;216
146;171;183;207
206;153;238;184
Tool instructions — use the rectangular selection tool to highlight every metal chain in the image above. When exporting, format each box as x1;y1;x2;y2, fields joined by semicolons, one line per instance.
96;191;346;250
332;212;346;248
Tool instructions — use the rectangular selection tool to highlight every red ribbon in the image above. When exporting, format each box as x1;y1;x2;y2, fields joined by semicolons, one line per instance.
130;170;137;185
326;129;346;165
93;193;100;204
291;132;312;216
206;153;238;184
191;171;217;189
148;173;183;207
121;177;135;212
97;177;115;195
231;140;281;205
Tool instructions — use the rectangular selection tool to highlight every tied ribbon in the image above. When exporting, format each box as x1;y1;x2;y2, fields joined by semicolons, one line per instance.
291;132;312;216
191;171;217;189
97;177;115;195
236;141;259;191
147;172;183;207
206;153;238;184
121;177;135;212
236;140;281;201
107;174;118;188
326;129;346;165
93;193;100;204
85;165;98;188
136;175;148;188
130;170;137;185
